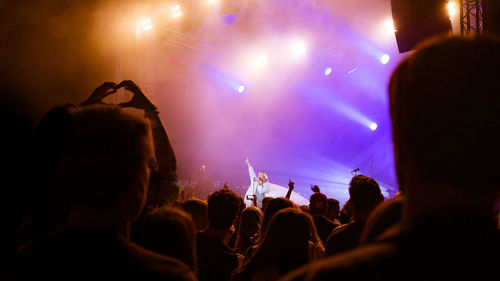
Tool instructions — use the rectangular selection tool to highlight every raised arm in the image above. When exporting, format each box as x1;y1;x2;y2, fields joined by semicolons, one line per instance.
286;179;295;199
117;80;177;179
246;157;257;183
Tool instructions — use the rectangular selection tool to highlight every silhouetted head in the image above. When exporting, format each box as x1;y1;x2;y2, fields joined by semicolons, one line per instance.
349;175;384;215
309;185;328;217
182;199;208;232
248;208;315;273
55;105;154;223
131;206;197;272
389;35;500;197
261;197;295;234
235;206;263;253
207;189;241;230
326;198;340;221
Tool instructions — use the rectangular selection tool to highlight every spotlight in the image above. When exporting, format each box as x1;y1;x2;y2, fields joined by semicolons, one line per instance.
324;67;332;76
290;40;307;57
238;85;245;93
171;5;182;18
384;18;397;33
380;54;390;64
447;1;457;17
252;53;268;70
370;123;378;131
136;18;153;34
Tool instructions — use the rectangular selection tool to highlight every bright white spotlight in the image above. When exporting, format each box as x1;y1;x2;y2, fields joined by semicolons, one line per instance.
207;0;220;3
447;1;457;17
324;67;332;76
136;18;153;34
238;85;245;93
290;40;307;57
370;123;378;131
380;54;390;64
383;18;396;33
252;54;268;69
171;5;182;18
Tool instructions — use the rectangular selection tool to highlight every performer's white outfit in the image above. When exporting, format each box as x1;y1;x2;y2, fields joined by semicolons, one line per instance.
244;166;309;208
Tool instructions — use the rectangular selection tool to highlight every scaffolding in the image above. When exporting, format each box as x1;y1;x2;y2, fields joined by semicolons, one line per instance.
460;0;484;34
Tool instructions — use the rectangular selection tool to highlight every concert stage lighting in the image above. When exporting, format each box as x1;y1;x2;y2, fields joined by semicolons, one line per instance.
238;85;245;93
447;1;458;17
370;123;378;131
171;5;182;18
380;54;390;64
136;18;153;35
324;67;332;76
290;40;307;57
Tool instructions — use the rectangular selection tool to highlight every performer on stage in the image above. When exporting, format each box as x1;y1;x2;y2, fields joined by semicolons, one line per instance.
244;158;309;208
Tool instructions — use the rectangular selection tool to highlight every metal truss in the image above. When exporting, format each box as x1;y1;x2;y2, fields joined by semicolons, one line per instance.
460;0;484;34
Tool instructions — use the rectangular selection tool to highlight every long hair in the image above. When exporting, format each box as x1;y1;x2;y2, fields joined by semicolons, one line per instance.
235;207;263;255
233;208;316;281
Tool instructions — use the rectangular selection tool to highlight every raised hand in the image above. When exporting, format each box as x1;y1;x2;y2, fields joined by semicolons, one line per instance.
245;157;251;167
81;82;118;106
286;179;294;199
117;80;157;112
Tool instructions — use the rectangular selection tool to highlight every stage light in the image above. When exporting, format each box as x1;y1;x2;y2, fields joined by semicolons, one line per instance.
384;18;397;33
370;123;378;131
238;85;245;93
290;40;307;57
136;18;153;34
380;54;390;64
324;67;332;76
207;0;220;3
447;1;457;17
252;53;268;69
171;5;182;18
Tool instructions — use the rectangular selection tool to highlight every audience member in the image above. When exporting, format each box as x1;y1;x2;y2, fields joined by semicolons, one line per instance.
197;188;242;281
338;199;352;224
309;186;339;245
261;197;296;235
131;206;197;272
262;197;273;213
182;198;209;232
234;207;263;255
359;193;403;245
232;208;322;281
279;35;500;280
326;198;340;223
17;105;196;280
325;175;383;255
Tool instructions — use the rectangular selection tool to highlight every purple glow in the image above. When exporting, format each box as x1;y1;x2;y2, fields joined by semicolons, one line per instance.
131;0;401;199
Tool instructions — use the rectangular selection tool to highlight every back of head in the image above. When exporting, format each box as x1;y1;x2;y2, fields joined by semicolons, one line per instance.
236;207;263;253
182;198;208;232
327;198;340;220
309;186;328;217
207;189;241;230
131;206;197;271
55;105;152;216
261;197;295;233
389;35;500;195
238;207;263;239
252;208;312;272
349;175;384;213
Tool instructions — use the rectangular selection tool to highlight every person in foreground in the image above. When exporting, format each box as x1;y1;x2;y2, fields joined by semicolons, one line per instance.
17;105;196;280
279;35;500;280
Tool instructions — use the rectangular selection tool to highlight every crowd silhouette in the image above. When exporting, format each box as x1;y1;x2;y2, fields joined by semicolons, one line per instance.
1;35;499;281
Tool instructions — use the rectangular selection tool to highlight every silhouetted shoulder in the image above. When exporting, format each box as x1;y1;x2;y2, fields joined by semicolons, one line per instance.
17;229;197;281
